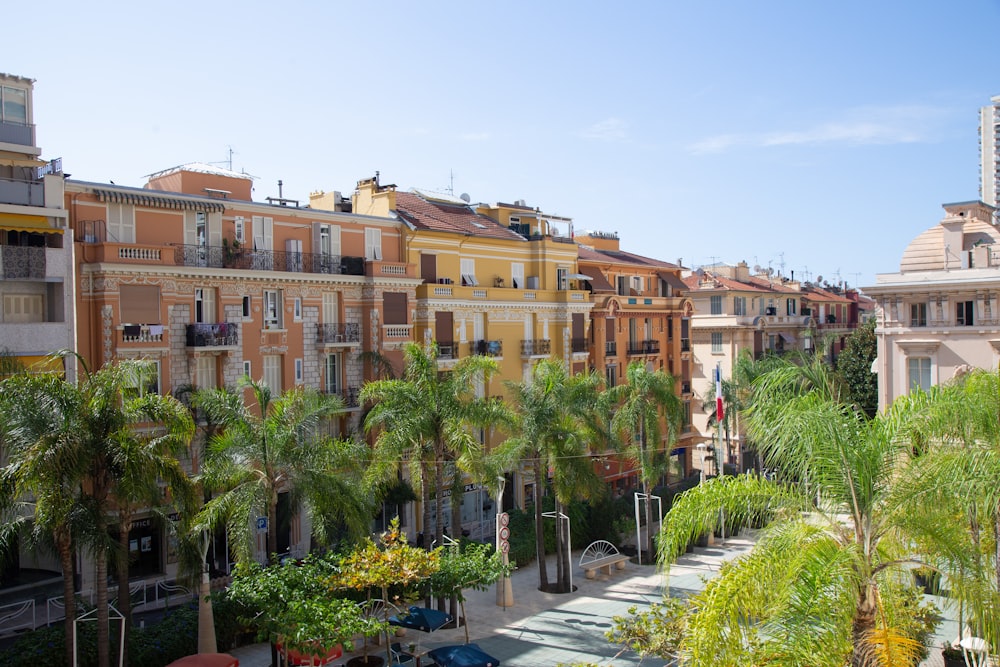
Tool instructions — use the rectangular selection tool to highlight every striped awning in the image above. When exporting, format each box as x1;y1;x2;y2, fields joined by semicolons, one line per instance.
93;189;225;213
0;213;62;233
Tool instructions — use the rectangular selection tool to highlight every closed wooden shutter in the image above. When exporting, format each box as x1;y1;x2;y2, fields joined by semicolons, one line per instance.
120;285;161;324
572;313;584;340
383;293;407;325
420;254;437;283
435;311;453;345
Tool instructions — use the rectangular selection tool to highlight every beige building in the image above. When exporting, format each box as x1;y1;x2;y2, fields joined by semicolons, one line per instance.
865;200;1000;410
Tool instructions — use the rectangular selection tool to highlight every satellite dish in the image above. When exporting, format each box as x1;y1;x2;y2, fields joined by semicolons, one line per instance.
816;275;823;283
753;264;762;273
460;193;471;203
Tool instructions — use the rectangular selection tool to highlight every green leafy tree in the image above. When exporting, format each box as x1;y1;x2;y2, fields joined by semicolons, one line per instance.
836;319;878;418
0;358;195;667
330;518;440;665
428;541;509;643
652;357;948;667
361;342;503;548
608;362;683;564
194;378;370;564
497;361;603;593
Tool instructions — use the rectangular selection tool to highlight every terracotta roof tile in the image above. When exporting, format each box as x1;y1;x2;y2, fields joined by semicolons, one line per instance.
395;191;525;241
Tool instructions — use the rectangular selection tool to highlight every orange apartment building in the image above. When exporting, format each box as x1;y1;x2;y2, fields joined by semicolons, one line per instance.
65;163;421;576
575;231;696;490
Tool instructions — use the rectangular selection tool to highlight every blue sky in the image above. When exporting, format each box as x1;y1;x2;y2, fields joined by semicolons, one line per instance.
6;0;999;287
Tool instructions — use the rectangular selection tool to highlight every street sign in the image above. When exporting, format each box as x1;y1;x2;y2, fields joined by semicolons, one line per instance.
499;526;510;541
499;512;509;527
256;517;267;531
500;541;510;554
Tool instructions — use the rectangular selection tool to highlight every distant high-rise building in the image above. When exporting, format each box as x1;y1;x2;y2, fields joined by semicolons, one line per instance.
979;95;1000;209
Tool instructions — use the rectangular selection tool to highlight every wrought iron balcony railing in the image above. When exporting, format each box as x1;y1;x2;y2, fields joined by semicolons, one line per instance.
571;338;588;353
605;341;617;356
185;322;239;347
520;339;551;356
628;340;660;355
316;323;361;344
172;245;358;275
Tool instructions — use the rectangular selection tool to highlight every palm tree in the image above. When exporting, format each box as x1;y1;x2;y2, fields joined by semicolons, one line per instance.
653;357;945;667
496;360;603;593
608;362;683;564
193;378;369;565
0;371;89;666
361;342;502;548
0;358;196;667
890;369;1000;650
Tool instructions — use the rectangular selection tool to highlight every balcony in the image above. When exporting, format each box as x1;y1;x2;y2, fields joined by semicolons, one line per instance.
317;323;361;345
0;177;44;207
436;344;456;360
121;325;166;344
627;340;660;355
520;339;551;357
172;244;362;275
571;338;588;353
0;245;46;279
680;338;691;353
323;386;360;408
0;120;35;147
605;341;617;357
681;380;692;394
185;322;239;348
470;340;503;357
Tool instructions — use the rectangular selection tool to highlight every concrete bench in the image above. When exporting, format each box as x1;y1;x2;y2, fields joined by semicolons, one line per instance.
579;540;629;579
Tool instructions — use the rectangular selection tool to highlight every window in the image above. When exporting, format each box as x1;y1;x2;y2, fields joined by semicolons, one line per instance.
263;355;282;392
786;298;797;316
3;294;44;323
365;228;382;260
460;258;477;286
957;300;974;326
711;332;723;353
617;276;628;296
710;295;723;315
323;292;339;324
195;356;217;389
241;296;252;320
324;354;340;394
264;290;283;329
605;364;617;388
733;297;747;316
910;303;927;327
243;360;252;380
124;359;160;397
234;216;245;243
907;357;932;393
319;224;341;256
293;297;302;322
632;276;643;294
557;267;568;291
511;263;524;289
195;288;216;324
1;85;28;124
383;293;408;325
106;203;136;244
294;358;303;384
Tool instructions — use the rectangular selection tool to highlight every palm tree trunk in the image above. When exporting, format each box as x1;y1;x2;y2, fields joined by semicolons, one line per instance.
534;458;548;591
449;460;463;539
96;539;110;667
434;452;446;611
643;477;655;565
850;583;878;667
420;461;432;550
268;496;279;563
117;516;132;663
58;534;76;666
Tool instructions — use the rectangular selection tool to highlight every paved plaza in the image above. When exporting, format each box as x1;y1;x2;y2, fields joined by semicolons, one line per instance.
228;531;965;666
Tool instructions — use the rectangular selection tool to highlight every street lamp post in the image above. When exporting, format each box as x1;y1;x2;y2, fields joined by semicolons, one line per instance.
495;476;513;608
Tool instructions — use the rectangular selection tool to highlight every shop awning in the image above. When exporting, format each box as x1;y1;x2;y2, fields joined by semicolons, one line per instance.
0;213;61;233
779;332;797;344
658;271;688;293
585;270;615;292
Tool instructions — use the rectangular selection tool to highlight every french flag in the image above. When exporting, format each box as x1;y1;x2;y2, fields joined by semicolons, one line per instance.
715;365;724;423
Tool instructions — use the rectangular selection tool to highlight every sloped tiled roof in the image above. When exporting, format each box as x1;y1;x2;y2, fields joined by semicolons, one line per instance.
395;191;525;241
577;245;678;269
682;274;771;293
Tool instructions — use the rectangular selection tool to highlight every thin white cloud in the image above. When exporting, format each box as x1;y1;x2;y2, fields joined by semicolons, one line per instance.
459;132;491;142
687;105;947;155
581;117;628;142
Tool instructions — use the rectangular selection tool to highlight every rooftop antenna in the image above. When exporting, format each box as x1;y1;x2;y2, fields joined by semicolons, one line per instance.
849;272;862;289
801;266;811;282
448;169;455;195
227;145;235;171
777;252;786;276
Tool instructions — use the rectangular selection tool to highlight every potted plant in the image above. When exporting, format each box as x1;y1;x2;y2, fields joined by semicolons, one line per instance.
941;642;966;667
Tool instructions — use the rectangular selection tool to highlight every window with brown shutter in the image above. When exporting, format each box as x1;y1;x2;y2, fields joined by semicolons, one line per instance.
435;311;453;345
120;285;161;324
420;254;437;283
383;293;407;325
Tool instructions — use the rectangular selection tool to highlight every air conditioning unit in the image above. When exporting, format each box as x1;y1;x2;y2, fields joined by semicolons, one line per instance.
526;276;539;290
